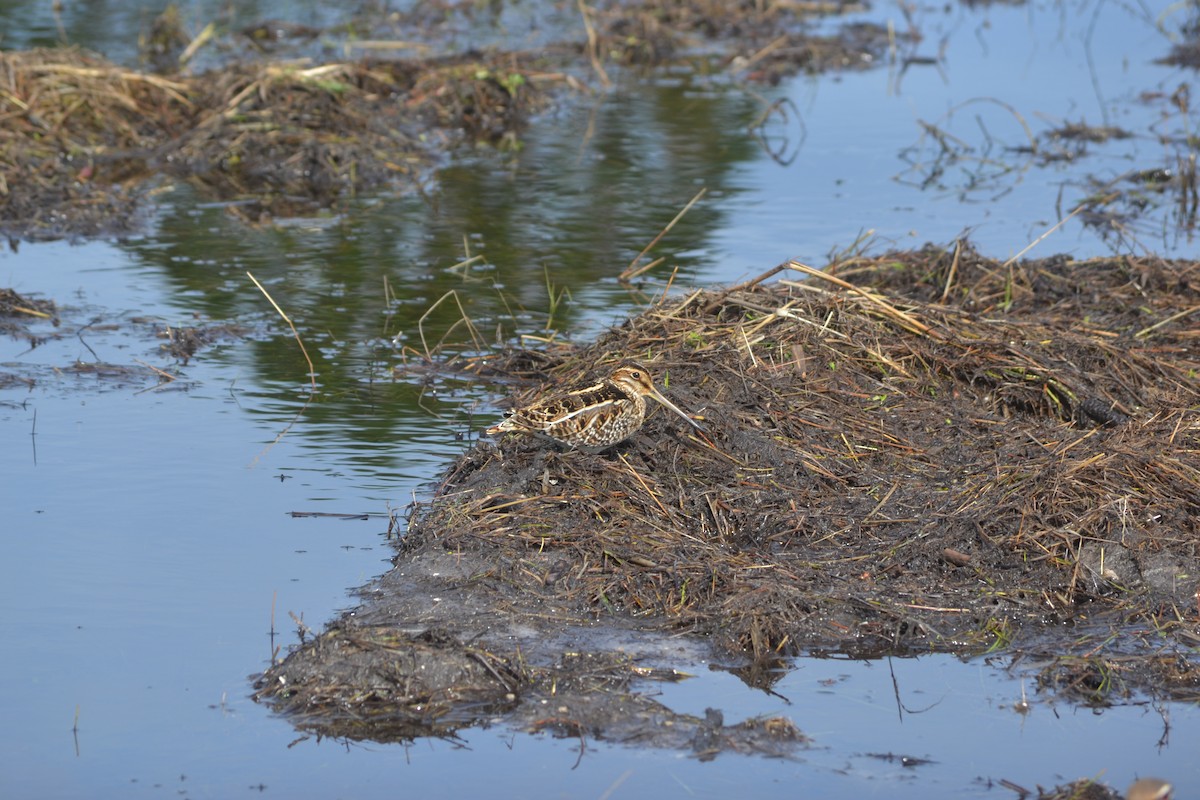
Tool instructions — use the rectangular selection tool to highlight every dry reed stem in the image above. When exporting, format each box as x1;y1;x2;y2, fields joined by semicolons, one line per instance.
782;260;934;337
939;238;962;303
1135;304;1200;339
738;34;791;72
247;271;316;389
23;62;191;105
8;304;53;319
417;289;484;362
178;22;217;67
1000;204;1087;270
617;452;671;518
246;271;318;466
577;0;611;89
620;186;708;282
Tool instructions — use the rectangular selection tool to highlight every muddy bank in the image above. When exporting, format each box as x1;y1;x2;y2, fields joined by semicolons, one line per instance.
254;245;1200;754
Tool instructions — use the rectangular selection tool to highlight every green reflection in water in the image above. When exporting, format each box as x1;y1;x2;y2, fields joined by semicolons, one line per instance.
118;75;770;477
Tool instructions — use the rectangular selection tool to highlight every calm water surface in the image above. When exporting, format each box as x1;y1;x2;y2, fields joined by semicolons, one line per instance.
2;1;1197;797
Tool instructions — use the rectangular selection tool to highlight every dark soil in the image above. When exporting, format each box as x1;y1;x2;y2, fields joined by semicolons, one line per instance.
254;245;1200;756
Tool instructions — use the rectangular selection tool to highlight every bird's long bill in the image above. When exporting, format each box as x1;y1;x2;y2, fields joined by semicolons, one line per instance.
647;387;703;431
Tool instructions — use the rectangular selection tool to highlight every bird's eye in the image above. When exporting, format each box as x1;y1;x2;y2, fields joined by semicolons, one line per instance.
631;371;641;379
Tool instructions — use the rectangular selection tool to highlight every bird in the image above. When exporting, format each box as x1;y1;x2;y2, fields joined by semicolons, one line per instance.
485;360;702;450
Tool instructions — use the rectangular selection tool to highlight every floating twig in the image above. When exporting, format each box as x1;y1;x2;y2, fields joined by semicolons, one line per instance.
620;187;707;282
247;271;317;465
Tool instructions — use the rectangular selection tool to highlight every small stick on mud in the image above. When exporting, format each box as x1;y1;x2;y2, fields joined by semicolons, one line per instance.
942;548;972;567
939;239;962;303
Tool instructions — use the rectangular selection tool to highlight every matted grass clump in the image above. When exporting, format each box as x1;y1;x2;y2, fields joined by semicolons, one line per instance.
255;245;1200;742
426;246;1199;659
0;46;554;237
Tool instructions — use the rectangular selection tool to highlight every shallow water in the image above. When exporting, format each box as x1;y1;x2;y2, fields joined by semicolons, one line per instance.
2;1;1197;797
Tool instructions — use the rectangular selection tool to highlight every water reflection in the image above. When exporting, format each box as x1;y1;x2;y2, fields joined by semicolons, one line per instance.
107;74;768;489
0;0;338;62
131;72;762;326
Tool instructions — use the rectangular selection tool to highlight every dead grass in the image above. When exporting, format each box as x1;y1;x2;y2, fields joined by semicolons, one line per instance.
422;244;1200;660
0;46;557;236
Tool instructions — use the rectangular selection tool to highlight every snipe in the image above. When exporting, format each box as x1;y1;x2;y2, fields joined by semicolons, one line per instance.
486;360;701;450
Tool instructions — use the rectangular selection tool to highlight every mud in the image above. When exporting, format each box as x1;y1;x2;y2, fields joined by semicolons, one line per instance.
254;246;1200;756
